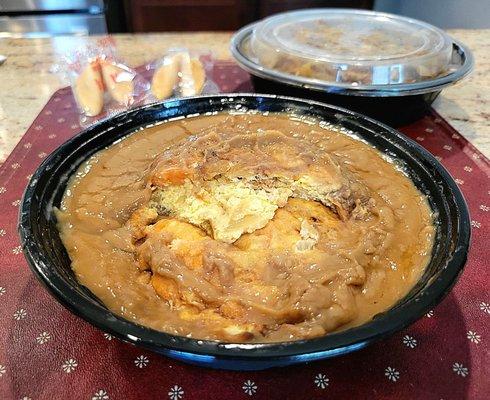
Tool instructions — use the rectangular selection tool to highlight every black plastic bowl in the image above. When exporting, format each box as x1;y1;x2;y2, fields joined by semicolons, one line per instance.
230;24;474;127
18;94;470;370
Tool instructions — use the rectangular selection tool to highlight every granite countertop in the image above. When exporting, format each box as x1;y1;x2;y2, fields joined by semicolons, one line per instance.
0;31;488;163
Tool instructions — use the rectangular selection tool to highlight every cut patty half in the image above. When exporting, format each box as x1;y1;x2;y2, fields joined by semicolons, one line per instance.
147;128;371;243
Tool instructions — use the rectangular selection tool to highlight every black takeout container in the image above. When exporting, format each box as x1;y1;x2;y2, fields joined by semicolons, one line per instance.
18;94;470;370
230;23;474;127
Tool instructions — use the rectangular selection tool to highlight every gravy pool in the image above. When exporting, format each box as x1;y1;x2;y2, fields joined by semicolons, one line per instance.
57;113;434;342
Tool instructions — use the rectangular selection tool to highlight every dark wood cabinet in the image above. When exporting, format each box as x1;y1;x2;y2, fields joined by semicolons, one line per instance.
124;0;257;32
121;0;374;32
258;0;374;18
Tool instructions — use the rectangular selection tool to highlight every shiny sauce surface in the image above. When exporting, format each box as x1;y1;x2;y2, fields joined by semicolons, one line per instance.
57;113;434;342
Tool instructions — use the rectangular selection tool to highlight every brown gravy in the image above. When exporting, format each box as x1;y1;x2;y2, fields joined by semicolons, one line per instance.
57;113;434;342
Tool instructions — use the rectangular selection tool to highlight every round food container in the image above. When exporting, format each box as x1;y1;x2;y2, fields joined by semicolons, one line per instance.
231;9;474;126
18;94;470;370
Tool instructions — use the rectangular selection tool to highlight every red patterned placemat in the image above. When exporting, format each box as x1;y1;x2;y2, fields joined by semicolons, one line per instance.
0;62;488;400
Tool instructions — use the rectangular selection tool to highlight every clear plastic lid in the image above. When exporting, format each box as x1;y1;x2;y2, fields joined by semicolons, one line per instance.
247;9;453;86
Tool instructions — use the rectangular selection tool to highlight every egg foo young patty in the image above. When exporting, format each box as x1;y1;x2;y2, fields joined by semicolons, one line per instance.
57;112;435;342
146;128;371;243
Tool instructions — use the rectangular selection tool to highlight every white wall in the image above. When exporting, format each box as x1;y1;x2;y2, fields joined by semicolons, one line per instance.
375;0;490;29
